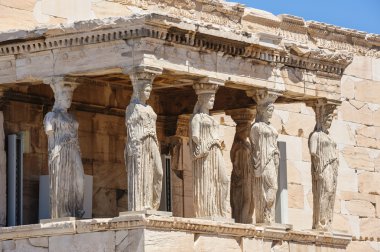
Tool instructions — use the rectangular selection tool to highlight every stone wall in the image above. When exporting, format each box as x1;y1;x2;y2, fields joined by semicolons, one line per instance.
253;55;380;251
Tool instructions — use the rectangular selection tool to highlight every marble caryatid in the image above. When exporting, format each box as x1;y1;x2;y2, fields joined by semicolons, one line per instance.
125;67;163;211
43;77;84;218
249;90;279;224
309;100;339;231
228;109;256;224
190;82;228;218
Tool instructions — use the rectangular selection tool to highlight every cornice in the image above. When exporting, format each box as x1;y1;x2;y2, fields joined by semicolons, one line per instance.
0;14;352;79
243;10;380;57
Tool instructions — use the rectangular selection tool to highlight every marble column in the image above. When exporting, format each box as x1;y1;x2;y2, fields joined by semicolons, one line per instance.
124;66;164;211
308;99;339;231
226;108;256;224
43;77;85;218
167;114;191;217
247;89;280;224
0;93;6;226
190;80;229;218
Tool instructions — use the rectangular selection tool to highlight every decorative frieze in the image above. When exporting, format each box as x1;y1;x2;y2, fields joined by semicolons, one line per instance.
0;216;352;249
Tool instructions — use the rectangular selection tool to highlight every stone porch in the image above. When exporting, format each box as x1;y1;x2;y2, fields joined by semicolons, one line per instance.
0;0;379;251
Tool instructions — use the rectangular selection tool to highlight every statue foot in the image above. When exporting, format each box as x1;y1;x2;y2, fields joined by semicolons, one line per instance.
76;209;85;218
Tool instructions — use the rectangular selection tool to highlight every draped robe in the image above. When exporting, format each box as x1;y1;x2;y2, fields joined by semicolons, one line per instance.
190;113;228;217
250;121;279;223
309;131;338;231
44;111;84;218
125;102;163;211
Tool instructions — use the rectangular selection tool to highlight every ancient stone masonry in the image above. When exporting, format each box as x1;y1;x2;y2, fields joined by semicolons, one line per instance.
308;99;339;232
43;77;85;218
248;89;281;224
227;108;256;224
0;215;352;251
190;80;229;218
2;0;380;250
110;0;245;27
124;66;163;211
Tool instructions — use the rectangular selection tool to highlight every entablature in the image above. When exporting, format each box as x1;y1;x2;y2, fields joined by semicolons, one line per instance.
0;13;355;102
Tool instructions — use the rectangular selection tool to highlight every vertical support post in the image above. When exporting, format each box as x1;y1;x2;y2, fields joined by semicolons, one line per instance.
308;99;339;231
226;108;256;224
276;141;288;224
0;110;6;226
7;134;16;226
166;114;191;217
7;133;23;226
190;78;228;218
43;76;85;219
123;65;164;212
247;88;282;224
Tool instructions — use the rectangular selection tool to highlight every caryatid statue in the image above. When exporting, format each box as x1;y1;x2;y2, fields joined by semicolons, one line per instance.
43;77;85;218
190;81;229;218
248;89;280;224
309;99;339;231
125;66;163;211
227;108;256;224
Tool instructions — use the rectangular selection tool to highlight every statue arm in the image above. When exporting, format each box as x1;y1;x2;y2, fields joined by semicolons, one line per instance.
309;133;321;175
43;112;55;152
249;124;259;166
191;115;200;145
43;112;54;135
125;105;141;156
309;133;318;157
191;114;209;158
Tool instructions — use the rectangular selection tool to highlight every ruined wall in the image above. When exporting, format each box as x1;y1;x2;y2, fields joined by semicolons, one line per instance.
0;0;243;32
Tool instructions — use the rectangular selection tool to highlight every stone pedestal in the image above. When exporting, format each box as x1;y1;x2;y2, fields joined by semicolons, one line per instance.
0;216;352;252
40;217;77;224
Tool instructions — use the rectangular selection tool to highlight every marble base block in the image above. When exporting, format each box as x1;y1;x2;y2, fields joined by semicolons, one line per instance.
40;217;77;224
197;216;235;223
119;210;173;217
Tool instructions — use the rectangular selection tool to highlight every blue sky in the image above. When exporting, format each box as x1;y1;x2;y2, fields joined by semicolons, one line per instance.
236;0;380;34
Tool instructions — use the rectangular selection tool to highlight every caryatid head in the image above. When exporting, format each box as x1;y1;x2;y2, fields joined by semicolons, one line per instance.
46;77;78;112
248;89;279;124
314;100;337;133
193;83;219;114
